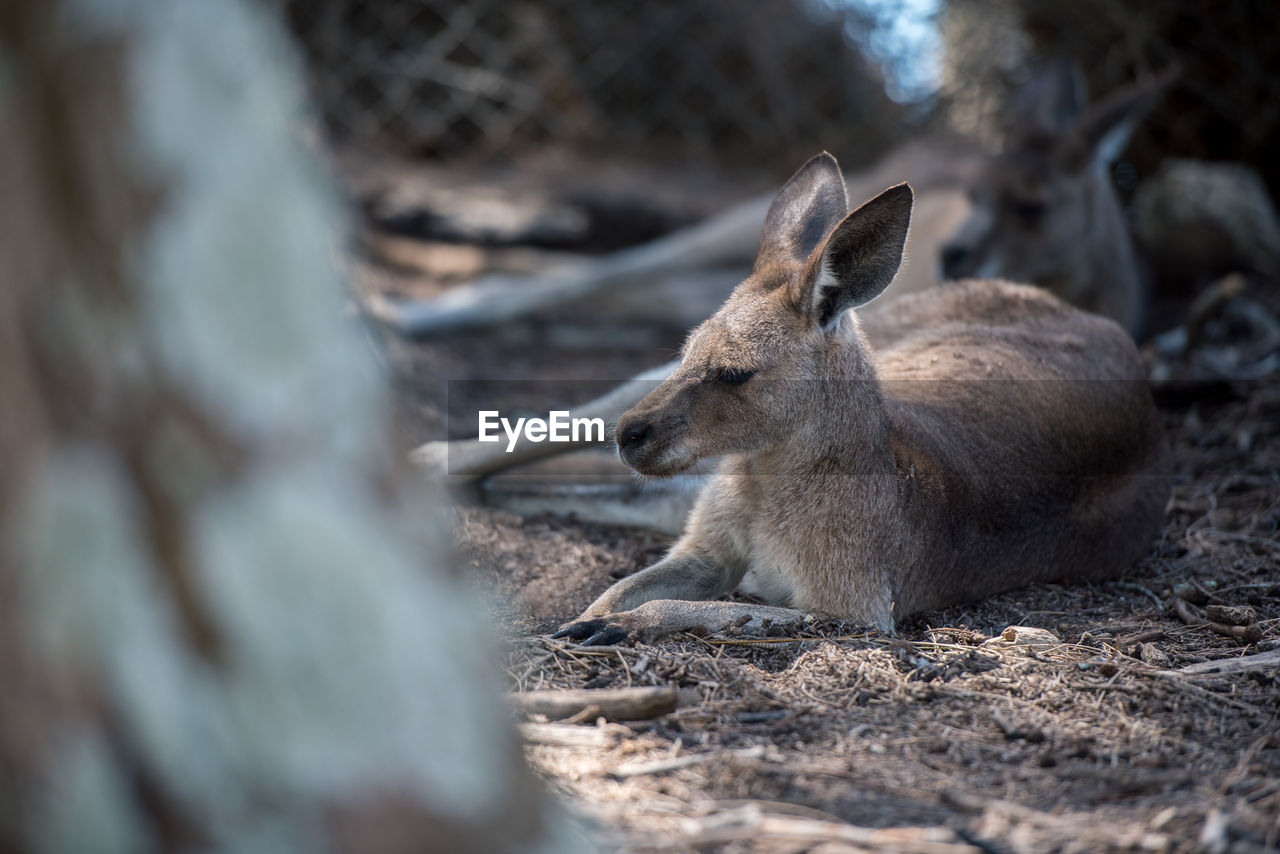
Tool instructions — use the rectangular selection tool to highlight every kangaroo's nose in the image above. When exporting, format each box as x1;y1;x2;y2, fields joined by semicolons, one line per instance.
617;420;652;453
940;244;969;279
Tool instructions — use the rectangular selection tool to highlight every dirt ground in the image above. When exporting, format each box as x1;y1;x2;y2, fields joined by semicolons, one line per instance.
460;379;1278;854
353;159;1280;853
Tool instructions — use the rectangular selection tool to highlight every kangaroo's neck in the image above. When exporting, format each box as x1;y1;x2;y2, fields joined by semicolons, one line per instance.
755;319;893;477
1088;174;1139;270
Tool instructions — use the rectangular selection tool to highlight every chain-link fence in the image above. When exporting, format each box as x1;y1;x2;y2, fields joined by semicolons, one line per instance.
279;0;1278;202
282;0;906;168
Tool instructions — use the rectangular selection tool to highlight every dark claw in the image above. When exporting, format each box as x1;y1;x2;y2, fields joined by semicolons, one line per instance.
551;619;632;646
551;619;604;640
582;626;630;646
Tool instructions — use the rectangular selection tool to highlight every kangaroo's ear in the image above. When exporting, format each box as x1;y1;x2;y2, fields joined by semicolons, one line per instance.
757;152;849;268
799;183;912;331
1058;66;1177;172
1013;55;1087;140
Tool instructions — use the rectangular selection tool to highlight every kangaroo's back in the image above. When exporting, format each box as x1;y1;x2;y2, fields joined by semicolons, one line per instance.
864;279;1169;615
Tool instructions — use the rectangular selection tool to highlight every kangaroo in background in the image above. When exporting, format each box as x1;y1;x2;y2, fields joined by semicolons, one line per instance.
554;153;1169;644
940;60;1176;340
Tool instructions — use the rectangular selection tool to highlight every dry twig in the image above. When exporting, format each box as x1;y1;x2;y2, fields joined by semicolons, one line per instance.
511;685;679;721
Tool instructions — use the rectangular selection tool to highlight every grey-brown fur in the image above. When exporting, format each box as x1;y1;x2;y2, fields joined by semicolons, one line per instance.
940;61;1176;340
556;153;1169;643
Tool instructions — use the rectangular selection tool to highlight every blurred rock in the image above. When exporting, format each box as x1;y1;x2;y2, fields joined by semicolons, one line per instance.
1135;159;1280;285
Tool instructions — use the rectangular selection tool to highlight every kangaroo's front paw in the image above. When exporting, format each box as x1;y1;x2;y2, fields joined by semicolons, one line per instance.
552;602;674;646
552;600;709;645
551;616;633;647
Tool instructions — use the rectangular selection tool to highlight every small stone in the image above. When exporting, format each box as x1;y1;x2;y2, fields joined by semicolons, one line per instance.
982;625;1060;650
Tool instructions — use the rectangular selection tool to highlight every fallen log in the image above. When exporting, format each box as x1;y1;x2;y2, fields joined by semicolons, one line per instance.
510;685;680;722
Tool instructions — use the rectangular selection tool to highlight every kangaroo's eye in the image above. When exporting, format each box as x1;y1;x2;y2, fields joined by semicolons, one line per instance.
716;367;756;386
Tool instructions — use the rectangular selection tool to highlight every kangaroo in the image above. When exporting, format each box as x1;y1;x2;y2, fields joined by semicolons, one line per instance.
554;153;1169;644
940;60;1176;340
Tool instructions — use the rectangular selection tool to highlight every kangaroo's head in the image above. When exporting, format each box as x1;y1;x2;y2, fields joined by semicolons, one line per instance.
940;60;1173;295
615;154;912;476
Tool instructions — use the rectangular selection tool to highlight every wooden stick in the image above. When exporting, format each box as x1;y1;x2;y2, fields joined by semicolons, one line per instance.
1173;597;1261;642
1207;622;1262;643
1117;628;1165;646
510;685;679;721
1173;597;1205;625
609;746;766;779
1172;581;1220;607
375;197;770;336
561;704;604;725
1178;649;1280;675
676;803;983;853
518;722;630;747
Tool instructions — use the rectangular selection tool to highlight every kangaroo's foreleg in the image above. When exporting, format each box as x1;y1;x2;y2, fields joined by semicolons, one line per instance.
553;600;814;646
576;549;737;619
555;540;764;645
